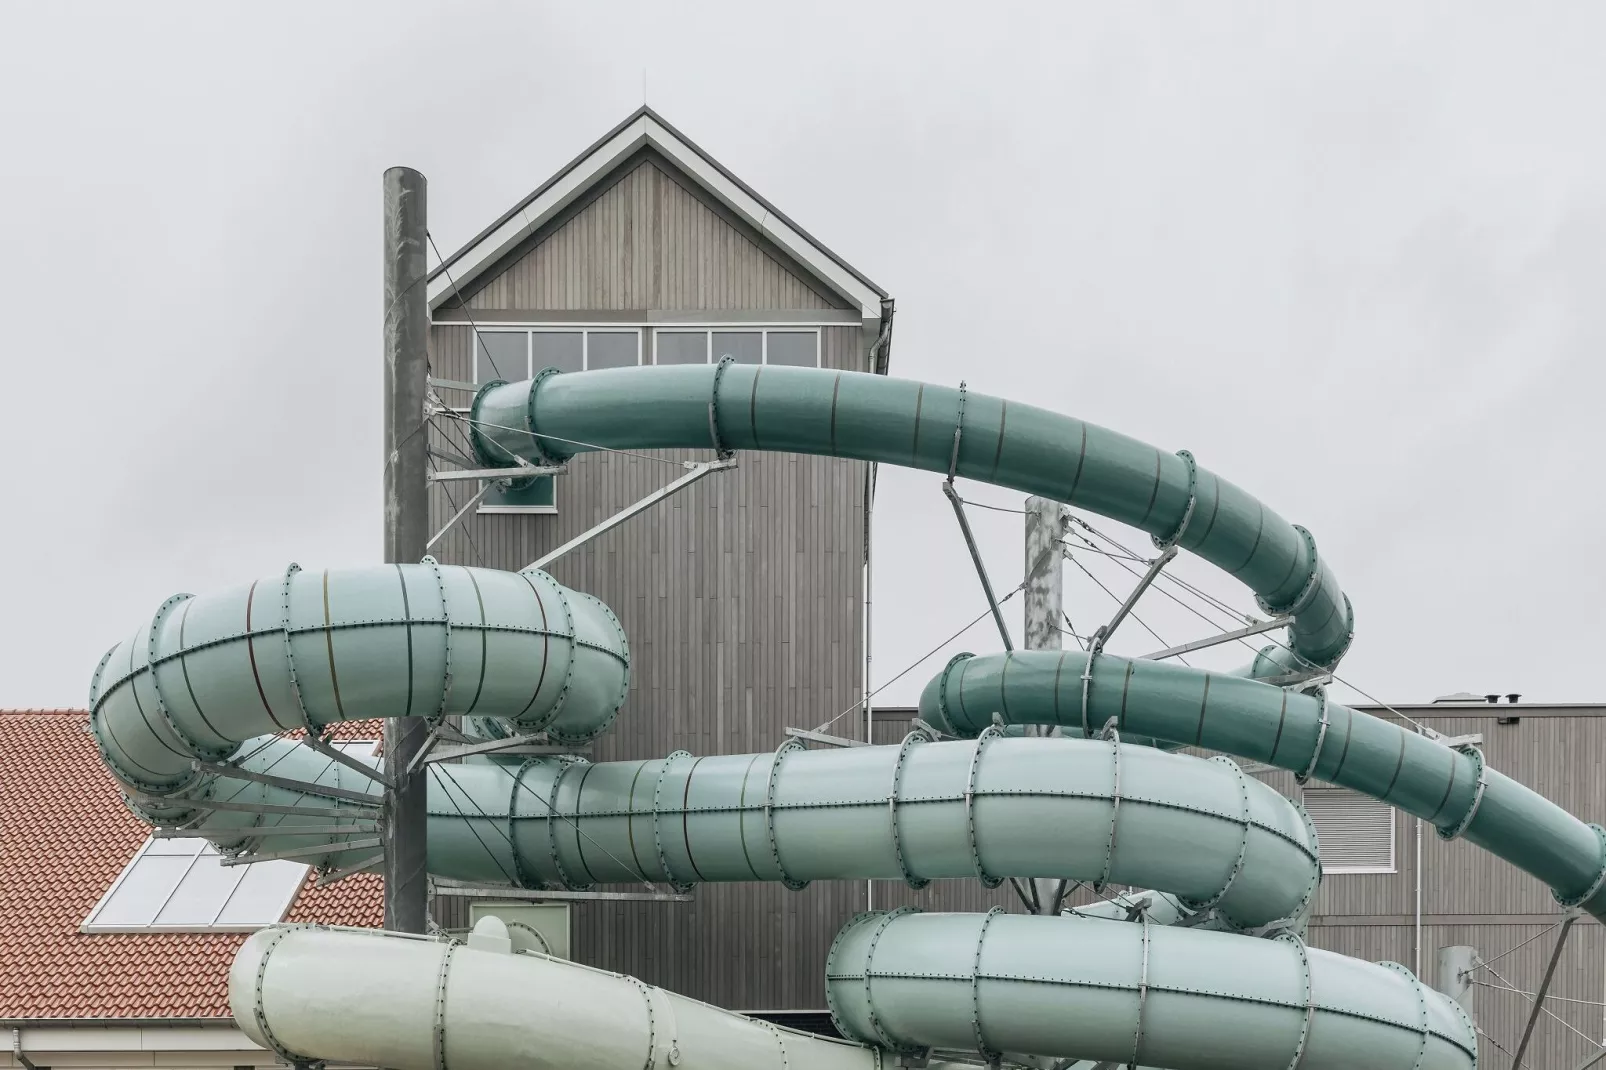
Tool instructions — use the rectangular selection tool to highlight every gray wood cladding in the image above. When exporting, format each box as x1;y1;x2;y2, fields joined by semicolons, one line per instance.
428;312;870;1007
461;155;847;313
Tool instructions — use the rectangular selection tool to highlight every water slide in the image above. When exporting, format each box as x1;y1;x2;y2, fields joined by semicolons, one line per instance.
88;363;1605;1069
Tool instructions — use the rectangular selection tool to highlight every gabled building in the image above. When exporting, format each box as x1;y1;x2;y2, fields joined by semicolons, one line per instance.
0;710;384;1069
422;107;895;1011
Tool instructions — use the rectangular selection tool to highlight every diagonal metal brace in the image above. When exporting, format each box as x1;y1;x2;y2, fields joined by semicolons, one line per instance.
1511;910;1581;1069
1101;544;1176;646
1140;615;1291;661
299;734;393;790
191;760;384;807
219;836;384;868
525;458;737;572
942;481;1013;650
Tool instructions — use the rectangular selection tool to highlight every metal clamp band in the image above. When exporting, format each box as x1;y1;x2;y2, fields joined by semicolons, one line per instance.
1438;744;1488;842
624;975;659;1070
652;751;694;894
547;756;594;890
971;907;1003;1061
279;563;321;738
1152;449;1198;551
1096;721;1122;889
432;941;457;1070
965;726;1005;888
764;739;808;890
1079;640;1104;739
535;576;579;739
947;380;967;482
889;731;930;889
708;356;736;460
251;926;300;1065
1276;932;1314;1070
424;557;454;724
144;591;217;759
1187;758;1254;920
1555;824;1606;908
933;652;972;735
1259;526;1323;617
467;378;509;468
520;366;564;470
507;758;545;889
861;908;917;1052
1129;913;1152;1069
1295;688;1329;785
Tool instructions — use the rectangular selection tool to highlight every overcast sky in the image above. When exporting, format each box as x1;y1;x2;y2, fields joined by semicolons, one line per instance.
2;2;1602;710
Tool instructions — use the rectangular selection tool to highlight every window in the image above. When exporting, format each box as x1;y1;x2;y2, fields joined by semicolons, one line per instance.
83;837;309;932
1303;786;1396;874
650;327;819;367
473;328;643;382
83;741;378;932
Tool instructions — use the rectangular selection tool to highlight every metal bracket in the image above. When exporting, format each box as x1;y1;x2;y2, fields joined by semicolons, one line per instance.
316;851;385;886
941;481;1013;651
783;726;868;748
190;760;384;807
299;734;393;790
422;731;590;764
218;836;383;868
1295;689;1330;785
429;465;564;482
1510;910;1581;1069
524;457;737;572
889;731;931;889
154;822;378;839
1101;544;1177;645
429;878;694;903
1140;615;1291;662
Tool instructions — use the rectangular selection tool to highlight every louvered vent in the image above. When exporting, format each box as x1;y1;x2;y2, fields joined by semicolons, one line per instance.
1303;787;1396;873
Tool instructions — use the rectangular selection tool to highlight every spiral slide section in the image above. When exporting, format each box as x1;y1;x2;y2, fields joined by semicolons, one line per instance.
86;364;1603;1069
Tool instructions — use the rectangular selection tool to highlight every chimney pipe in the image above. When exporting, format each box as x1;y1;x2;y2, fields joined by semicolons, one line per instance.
1506;694;1521;704
1485;694;1500;704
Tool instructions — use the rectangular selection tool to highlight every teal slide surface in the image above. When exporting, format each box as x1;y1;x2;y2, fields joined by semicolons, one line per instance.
89;364;1597;1069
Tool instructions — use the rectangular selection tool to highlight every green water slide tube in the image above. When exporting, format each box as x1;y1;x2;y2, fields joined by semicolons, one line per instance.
84;363;1602;1069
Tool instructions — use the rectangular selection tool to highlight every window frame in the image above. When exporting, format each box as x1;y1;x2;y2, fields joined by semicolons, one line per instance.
649;326;821;367
81;836;308;934
1302;784;1398;875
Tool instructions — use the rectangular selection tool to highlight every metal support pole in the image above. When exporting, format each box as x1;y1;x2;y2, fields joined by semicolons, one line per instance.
1024;496;1067;915
382;165;430;935
944;481;1013;650
1511;911;1580;1069
1435;945;1479;1025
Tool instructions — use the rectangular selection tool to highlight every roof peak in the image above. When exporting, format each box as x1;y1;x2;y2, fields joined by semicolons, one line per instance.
426;106;888;320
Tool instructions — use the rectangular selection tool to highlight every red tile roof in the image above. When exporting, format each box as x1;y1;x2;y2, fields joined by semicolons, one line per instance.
0;710;386;1020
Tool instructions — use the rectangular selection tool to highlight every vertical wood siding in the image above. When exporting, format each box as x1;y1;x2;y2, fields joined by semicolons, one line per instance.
427;311;867;1007
463;157;845;312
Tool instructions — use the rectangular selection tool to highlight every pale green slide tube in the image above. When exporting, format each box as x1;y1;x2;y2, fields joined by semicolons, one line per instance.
77;362;1602;1069
827;910;1476;1070
919;649;1606;919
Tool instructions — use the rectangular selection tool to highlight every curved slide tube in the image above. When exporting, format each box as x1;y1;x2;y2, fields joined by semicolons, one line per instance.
470;364;1352;673
76;364;1598;1069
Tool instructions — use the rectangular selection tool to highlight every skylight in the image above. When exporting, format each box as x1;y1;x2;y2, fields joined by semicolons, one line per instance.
83;739;379;933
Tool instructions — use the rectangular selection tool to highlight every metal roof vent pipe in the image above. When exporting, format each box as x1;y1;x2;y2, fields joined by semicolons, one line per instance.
1506;693;1521;703
1485;694;1501;704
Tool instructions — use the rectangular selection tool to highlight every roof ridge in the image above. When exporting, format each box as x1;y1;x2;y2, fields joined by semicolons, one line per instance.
0;707;88;716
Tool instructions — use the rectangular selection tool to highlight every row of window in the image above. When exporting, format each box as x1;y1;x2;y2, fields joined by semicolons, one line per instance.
473;326;820;383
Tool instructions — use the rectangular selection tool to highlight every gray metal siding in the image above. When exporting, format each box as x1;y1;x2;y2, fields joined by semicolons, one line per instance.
427;309;867;1006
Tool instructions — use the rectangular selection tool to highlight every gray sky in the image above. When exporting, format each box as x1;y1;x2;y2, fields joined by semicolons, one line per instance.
2;2;1602;709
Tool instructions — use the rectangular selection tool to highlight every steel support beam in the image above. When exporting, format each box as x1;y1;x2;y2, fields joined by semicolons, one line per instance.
1510;911;1580;1069
421;732;590;764
191;760;383;807
218;837;384;868
525;458;737;572
1140;615;1291;661
1569;1047;1606;1070
944;481;1012;650
381;166;431;935
1024;496;1067;916
299;734;393;789
127;791;378;821
154;823;377;839
783;727;869;749
1099;544;1176;645
424;478;496;552
429;465;564;482
430;880;693;903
